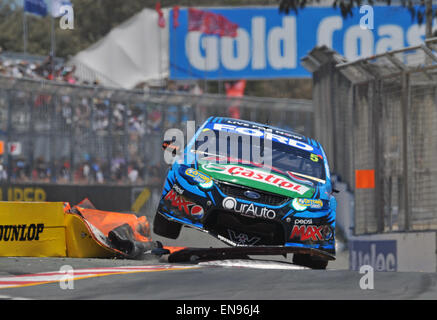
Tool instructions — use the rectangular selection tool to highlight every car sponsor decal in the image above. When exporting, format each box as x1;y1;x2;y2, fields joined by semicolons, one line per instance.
190;205;204;218
321;225;334;241
292;198;323;211
172;184;185;195
290;225;323;242
221;119;305;141
244;190;261;200
227;229;261;246
210;122;315;152
201;163;311;196
293;219;313;225
184;168;212;184
290;224;334;242
222;197;276;220
164;189;204;219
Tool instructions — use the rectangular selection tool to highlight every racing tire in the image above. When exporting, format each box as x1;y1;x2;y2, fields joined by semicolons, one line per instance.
292;253;329;270
153;212;182;239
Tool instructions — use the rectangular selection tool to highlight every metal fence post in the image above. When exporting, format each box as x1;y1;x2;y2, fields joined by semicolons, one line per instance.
6;90;12;184
69;94;76;183
373;78;384;233
49;94;56;183
28;91;35;182
401;71;411;231
107;99;114;183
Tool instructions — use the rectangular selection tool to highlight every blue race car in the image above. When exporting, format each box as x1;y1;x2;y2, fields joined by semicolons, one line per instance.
154;117;336;269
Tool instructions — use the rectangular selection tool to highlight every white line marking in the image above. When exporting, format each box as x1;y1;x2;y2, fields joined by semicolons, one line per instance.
199;259;310;270
0;264;200;289
0;295;33;300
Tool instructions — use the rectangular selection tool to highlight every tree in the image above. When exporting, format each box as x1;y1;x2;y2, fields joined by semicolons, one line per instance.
278;0;436;38
0;0;159;57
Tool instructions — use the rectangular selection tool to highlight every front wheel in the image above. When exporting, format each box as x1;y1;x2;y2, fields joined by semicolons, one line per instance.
153;212;182;239
292;253;329;270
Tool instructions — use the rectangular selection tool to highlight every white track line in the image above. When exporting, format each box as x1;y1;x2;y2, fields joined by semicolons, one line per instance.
0;295;33;300
0;264;200;289
199;259;310;270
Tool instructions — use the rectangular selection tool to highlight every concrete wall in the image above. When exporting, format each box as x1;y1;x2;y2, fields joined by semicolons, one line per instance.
334;180;354;240
349;232;436;272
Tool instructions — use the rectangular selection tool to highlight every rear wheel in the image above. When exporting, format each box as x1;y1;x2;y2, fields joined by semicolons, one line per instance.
292;253;329;270
153;212;182;239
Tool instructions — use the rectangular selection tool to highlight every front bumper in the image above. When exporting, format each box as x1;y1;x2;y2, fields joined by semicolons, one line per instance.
158;173;336;255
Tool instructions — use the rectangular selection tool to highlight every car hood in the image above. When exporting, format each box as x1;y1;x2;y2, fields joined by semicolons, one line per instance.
196;161;316;199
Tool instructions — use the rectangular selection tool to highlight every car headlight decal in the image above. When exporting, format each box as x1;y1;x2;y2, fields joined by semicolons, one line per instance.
179;166;214;189
292;198;307;211
199;179;213;189
292;198;324;211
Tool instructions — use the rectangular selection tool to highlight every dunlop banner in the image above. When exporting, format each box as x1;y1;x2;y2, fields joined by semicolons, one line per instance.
0;202;66;257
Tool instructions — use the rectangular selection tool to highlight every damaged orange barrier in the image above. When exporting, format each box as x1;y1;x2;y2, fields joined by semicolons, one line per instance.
161;246;188;254
64;198;155;259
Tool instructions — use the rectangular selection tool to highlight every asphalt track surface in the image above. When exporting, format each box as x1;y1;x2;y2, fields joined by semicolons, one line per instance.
1;226;437;300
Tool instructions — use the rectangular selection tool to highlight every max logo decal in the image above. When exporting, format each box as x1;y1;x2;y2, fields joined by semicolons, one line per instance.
290;225;323;241
164;189;204;219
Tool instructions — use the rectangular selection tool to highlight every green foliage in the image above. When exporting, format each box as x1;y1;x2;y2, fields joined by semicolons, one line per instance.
0;0;160;57
278;0;436;23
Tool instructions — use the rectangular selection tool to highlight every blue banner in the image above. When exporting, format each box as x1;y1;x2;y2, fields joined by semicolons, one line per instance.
349;240;397;271
24;0;48;17
169;6;434;80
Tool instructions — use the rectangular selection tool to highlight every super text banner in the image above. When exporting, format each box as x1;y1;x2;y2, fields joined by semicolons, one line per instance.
169;6;435;80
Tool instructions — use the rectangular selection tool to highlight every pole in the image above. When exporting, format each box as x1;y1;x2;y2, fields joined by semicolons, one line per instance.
425;0;433;39
50;0;56;78
373;79;384;233
425;0;433;66
6;90;12;184
401;71;410;231
23;10;27;54
157;11;162;87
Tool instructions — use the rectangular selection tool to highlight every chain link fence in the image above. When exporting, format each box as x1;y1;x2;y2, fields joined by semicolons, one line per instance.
303;38;437;234
0;75;313;189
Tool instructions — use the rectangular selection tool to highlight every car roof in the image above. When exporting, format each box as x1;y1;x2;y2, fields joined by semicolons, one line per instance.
206;117;323;150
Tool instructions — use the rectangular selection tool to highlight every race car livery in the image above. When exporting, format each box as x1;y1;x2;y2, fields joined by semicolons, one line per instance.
154;117;336;268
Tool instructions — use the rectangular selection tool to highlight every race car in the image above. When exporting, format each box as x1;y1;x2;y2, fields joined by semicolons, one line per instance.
153;117;336;269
